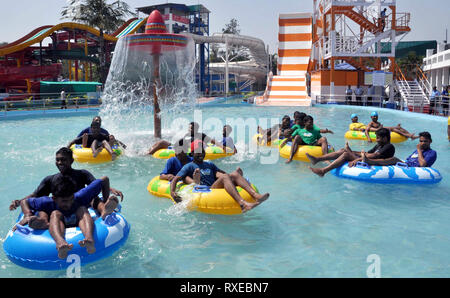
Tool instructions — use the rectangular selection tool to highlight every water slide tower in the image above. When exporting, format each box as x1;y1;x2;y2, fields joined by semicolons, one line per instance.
309;0;410;105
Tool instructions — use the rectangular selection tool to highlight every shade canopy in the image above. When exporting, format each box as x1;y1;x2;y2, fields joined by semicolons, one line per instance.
125;10;188;54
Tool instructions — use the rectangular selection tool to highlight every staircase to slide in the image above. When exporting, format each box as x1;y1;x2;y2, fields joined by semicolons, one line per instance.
258;13;312;106
395;79;430;113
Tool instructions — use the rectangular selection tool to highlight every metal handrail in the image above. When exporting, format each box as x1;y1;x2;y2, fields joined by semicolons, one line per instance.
1;94;102;114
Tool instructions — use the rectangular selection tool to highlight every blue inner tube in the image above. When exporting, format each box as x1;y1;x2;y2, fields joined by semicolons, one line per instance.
331;162;442;184
3;207;130;271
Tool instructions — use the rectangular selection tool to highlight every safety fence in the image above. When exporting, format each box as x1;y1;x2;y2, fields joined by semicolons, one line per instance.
0;92;101;114
315;93;449;116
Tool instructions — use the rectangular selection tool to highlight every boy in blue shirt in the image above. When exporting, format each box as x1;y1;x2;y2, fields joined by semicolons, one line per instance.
16;175;117;259
361;132;437;167
16;174;118;227
160;140;194;182
169;141;269;213
9;147;123;213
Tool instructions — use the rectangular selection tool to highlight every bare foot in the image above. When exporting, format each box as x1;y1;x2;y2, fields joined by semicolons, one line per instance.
240;194;269;213
111;152;117;161
93;149;101;158
57;242;74;259
236;167;243;177
344;141;351;152
193;168;201;185
410;134;419;140
101;196;119;219
254;192;270;203
79;239;96;255
309;166;325;177
28;216;49;230
361;150;368;163
285;159;293;164
305;153;318;165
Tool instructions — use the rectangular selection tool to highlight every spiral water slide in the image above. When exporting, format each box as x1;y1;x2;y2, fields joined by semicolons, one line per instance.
186;33;269;80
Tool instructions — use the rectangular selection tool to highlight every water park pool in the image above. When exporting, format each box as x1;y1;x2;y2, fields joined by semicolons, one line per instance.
0;104;449;277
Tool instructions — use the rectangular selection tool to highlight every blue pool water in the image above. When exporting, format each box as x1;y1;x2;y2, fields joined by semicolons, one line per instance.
0;104;449;277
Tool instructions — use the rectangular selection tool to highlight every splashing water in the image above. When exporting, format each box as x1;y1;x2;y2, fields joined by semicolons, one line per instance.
99;35;197;154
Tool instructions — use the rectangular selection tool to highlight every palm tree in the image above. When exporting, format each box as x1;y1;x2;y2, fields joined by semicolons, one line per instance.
61;0;134;83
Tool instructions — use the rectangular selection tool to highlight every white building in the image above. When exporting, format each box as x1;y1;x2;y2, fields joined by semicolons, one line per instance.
423;43;450;90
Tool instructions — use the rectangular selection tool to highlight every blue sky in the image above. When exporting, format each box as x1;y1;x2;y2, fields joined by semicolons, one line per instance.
0;0;448;54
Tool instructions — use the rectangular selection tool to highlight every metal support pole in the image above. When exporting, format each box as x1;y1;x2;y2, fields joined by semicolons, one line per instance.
225;35;229;97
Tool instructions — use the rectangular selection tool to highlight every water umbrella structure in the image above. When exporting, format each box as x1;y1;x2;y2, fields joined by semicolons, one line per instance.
124;10;188;139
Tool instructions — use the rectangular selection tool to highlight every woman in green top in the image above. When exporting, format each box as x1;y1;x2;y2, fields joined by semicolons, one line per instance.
281;115;333;164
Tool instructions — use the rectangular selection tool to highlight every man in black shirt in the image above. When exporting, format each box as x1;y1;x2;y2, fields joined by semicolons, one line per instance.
68;121;118;160
9;147;123;211
306;128;394;177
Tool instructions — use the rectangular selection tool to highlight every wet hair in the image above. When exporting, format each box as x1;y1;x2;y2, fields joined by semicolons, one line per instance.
294;112;307;121
56;147;74;161
224;125;232;135
93;116;101;122
174;139;189;154
190;122;199;132
51;174;77;198
419;131;432;141
293;111;301;118
303;115;314;123
375;128;390;142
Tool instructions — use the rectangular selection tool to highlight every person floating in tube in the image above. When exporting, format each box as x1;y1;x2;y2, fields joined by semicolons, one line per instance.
169;140;269;213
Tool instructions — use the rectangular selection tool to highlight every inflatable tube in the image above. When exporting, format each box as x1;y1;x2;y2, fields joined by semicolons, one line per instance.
344;130;407;143
331;162;442;184
252;134;282;148
279;142;335;162
152;144;235;160
147;176;260;215
3;208;130;270
70;144;123;163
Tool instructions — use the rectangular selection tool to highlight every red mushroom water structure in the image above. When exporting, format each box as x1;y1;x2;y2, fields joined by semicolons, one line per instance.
124;10;188;139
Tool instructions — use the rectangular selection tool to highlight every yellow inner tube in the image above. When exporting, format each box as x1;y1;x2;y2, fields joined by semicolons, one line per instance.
147;176;259;215
152;144;235;160
344;130;407;143
279;142;335;162
252;134;282;148
70;144;122;163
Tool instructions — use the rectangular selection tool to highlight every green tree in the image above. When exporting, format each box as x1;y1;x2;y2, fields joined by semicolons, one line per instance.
219;18;249;62
396;51;424;80
61;0;134;83
222;18;240;35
